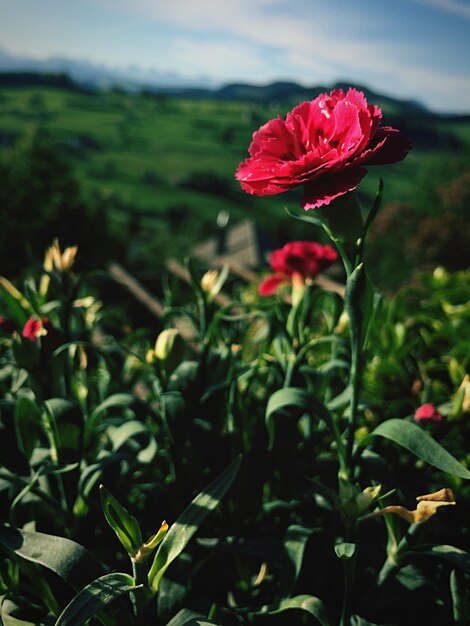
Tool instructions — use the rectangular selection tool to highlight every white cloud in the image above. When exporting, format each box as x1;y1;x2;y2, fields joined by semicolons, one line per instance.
4;0;470;111
413;0;470;19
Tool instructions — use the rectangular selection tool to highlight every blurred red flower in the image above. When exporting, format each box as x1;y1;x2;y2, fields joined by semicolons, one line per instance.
414;403;444;423
22;317;58;345
259;241;338;296
236;88;410;210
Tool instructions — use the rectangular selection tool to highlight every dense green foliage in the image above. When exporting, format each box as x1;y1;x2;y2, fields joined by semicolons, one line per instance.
0;235;469;625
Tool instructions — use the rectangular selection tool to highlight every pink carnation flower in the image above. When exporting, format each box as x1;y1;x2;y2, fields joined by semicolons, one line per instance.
414;403;444;423
259;240;338;296
22;317;57;344
236;88;410;210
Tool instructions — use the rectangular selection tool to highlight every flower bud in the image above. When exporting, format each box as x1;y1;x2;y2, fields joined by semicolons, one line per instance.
44;239;78;273
22;318;48;343
414;403;444;423
154;328;185;374
201;269;219;295
342;484;382;521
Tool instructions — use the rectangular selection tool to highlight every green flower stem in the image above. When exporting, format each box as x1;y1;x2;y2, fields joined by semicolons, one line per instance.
377;523;421;586
317;191;364;278
283;354;296;388
340;528;357;626
131;557;154;624
346;341;362;478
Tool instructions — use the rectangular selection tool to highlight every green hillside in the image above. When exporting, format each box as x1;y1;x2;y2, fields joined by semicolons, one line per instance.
1;80;469;287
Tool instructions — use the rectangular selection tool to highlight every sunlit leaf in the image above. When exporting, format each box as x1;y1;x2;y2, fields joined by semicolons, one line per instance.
165;608;220;626
148;455;241;591
54;573;137;626
255;594;331;626
99;485;142;556
415;544;470;574
0;526;104;590
365;418;470;479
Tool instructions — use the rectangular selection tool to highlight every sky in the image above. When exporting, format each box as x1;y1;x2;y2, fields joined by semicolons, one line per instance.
1;0;470;113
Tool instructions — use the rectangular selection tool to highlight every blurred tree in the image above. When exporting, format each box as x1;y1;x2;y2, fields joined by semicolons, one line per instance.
367;167;470;290
0;127;123;277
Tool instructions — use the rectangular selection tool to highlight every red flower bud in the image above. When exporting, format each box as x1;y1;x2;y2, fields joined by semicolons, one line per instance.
22;318;46;343
414;403;444;423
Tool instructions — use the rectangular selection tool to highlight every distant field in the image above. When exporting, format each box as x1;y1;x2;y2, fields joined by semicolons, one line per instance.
1;83;469;283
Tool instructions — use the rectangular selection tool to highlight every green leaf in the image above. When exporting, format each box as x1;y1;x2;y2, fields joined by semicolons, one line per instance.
14;395;42;460
334;541;356;560
44;398;83;463
450;568;469;626
0;276;32;325
415;544;470;574
344;263;374;356
85;393;136;442
365;418;470;479
265;387;332;450
54;573;137;626
282;524;314;594
0;526;104;590
108;420;149;450
350;616;382;626
363;178;384;236
165;608;220;626
1;608;38;626
148;455;241;591
99;485;143;556
256;594;332;626
107;420;158;465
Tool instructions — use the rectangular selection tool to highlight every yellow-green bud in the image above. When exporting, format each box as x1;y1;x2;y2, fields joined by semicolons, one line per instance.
342;483;382;521
154;328;185;374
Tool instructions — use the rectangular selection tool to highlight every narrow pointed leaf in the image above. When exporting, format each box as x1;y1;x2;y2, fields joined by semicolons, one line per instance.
265;388;332;449
366;418;470;479
165;608;220;626
100;485;142;556
148;455;241;591
85;393;136;441
345;263;374;355
0;276;32;324
415;544;470;574
363;178;384;235
282;524;314;594
14;395;42;460
54;573;137;626
0;526;104;590
256;594;331;626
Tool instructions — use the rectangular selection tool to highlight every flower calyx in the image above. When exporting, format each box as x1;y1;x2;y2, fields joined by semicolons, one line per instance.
340;480;382;522
132;521;169;564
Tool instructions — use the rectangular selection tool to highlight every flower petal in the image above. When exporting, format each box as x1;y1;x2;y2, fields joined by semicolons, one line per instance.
301;167;367;210
364;127;411;165
258;274;286;296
